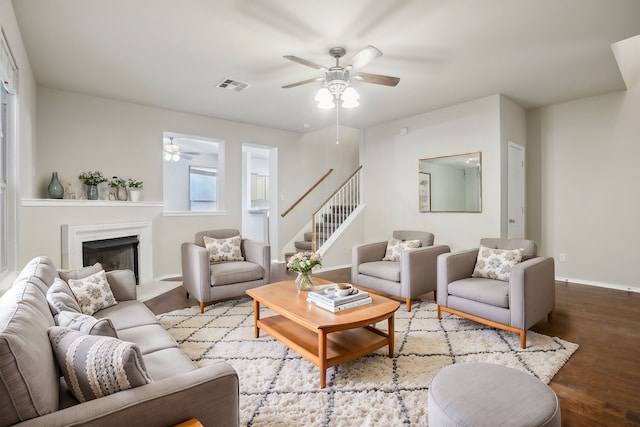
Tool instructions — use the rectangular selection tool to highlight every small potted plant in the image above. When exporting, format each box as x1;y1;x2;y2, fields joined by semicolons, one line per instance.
127;178;144;202
78;171;107;200
109;176;128;200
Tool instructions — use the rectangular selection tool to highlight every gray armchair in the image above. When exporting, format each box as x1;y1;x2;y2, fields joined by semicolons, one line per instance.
181;229;270;313
352;230;451;311
437;238;555;348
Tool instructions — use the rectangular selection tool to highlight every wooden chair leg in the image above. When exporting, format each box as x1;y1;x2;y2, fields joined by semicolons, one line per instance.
433;290;437;303
437;305;441;319
199;302;205;314
406;298;412;312
520;330;527;349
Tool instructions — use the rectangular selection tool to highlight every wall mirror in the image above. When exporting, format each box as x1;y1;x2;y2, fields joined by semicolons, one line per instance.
419;152;482;212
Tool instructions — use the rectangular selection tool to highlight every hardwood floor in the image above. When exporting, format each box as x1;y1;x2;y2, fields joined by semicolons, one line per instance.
145;270;640;426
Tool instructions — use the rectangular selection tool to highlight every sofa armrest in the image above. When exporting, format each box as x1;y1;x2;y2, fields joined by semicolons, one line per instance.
242;239;271;283
351;241;387;283
400;244;451;298
509;256;556;330
181;242;212;303
436;248;479;305
17;364;240;427
105;270;137;301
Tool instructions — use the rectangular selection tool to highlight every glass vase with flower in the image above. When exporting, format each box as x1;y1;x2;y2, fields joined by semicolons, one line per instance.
287;251;322;291
78;171;107;200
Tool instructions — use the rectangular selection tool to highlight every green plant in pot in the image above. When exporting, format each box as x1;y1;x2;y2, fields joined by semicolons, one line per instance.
128;178;144;202
78;171;107;200
109;176;128;200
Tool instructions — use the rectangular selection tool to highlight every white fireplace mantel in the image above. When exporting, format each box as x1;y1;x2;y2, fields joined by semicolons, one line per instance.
61;222;153;284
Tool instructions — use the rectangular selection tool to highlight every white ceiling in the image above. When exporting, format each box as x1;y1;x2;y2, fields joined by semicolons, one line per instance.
12;0;640;133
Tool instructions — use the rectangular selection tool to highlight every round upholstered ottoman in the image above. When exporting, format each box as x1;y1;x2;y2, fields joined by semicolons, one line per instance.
428;363;561;426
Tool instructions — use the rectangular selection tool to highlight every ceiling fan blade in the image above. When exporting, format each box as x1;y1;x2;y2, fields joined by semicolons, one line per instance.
344;45;382;70
180;153;193;160
283;55;327;71
352;72;400;87
282;77;324;88
182;151;200;155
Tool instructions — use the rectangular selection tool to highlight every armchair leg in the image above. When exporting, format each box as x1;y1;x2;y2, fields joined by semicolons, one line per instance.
437;305;441;320
433;290;437;302
406;298;412;312
520;330;527;349
199;302;205;314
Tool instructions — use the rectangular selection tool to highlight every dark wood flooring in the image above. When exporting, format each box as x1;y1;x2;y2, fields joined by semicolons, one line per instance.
145;270;640;426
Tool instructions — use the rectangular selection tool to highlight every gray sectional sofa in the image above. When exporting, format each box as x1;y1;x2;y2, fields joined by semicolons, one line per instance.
0;256;239;426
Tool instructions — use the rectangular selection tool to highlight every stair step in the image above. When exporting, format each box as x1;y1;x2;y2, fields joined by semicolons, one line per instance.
303;231;313;241
294;240;313;251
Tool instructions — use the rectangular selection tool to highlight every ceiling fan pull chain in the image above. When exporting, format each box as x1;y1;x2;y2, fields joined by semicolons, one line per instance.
336;104;340;145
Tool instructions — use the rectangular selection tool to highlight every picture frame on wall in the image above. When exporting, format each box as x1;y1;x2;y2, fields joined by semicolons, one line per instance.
419;172;431;212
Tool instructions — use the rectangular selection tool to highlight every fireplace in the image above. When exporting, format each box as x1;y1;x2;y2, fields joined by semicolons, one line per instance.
62;222;152;284
82;236;140;284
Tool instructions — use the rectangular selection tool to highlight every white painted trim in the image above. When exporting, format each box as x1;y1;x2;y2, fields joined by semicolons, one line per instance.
556;276;640;293
22;199;163;207
61;222;153;284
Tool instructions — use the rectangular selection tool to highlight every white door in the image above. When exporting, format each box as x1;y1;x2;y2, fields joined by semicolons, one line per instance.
507;142;525;239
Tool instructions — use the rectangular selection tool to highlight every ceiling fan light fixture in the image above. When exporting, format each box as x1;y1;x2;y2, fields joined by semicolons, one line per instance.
317;98;336;109
341;98;359;108
314;87;332;102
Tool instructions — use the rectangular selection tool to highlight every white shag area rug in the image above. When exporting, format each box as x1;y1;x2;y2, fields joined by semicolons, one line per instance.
157;298;578;426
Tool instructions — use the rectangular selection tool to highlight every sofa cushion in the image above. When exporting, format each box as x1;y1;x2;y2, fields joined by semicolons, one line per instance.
0;282;59;426
448;277;510;308
48;326;152;403
382;238;421;262
54;310;118;337
142;348;197;381
15;256;59;291
67;270;118;315
358;261;401;282
203;235;244;262
210;261;264;286
58;262;103;282
47;278;82;315
472;246;523;281
93;300;159;330
117;324;178;354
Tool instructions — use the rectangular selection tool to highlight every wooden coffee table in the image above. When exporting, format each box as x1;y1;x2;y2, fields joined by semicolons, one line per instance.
246;279;400;388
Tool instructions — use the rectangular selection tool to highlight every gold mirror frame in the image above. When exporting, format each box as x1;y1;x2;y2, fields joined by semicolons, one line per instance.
419;152;482;213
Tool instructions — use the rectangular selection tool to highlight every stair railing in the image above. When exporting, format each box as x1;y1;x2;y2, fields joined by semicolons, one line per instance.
281;168;334;218
311;166;362;252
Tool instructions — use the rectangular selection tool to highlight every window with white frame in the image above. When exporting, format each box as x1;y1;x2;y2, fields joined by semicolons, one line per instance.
162;133;224;213
0;84;7;273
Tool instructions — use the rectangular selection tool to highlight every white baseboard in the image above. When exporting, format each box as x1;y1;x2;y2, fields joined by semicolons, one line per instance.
556;276;640;293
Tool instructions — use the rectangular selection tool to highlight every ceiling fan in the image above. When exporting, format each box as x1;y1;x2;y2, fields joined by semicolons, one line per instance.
163;137;201;162
282;45;400;106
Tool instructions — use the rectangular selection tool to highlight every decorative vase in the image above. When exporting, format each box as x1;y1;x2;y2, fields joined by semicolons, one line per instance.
117;186;128;201
87;184;99;200
129;188;142;202
295;272;314;291
47;172;64;199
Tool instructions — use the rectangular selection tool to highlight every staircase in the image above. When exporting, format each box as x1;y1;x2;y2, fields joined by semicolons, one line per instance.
294;204;357;252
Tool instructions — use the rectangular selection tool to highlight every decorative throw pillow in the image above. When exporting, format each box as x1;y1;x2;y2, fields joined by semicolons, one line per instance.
47;278;82;315
67;270;117;316
58;262;103;282
203;235;244;262
472;246;523;281
382;238;422;262
55;311;118;338
48;326;152;402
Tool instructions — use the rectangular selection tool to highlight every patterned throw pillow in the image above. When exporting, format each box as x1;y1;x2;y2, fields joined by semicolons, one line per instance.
67;270;117;316
203;235;245;262
55;311;118;337
472;246;523;281
382;238;422;262
48;326;152;402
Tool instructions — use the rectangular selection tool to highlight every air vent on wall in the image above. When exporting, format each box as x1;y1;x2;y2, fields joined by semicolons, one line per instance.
216;78;250;92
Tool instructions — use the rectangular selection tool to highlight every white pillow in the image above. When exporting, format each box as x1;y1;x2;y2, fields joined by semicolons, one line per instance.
203;235;244;262
47;278;82;314
472;246;523;281
67;270;117;315
382;238;422;262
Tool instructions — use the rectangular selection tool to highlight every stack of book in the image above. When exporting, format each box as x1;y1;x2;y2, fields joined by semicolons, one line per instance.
306;285;372;312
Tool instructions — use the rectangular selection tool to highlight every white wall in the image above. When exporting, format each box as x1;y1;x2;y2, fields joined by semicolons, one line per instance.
362;95;504;252
22;88;359;278
527;87;640;291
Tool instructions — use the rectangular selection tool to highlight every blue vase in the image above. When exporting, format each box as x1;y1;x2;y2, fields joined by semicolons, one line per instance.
47;172;64;199
87;185;99;200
